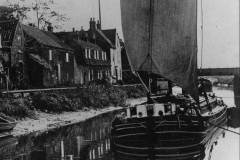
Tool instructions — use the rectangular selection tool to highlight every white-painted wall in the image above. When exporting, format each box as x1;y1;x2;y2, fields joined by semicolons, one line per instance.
110;33;122;83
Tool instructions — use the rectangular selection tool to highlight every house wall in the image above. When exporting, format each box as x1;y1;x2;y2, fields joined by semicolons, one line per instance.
110;34;122;83
74;58;85;85
27;46;74;87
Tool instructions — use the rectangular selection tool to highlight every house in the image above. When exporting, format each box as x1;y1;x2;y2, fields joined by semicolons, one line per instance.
22;24;75;88
0;19;25;89
55;18;115;85
56;28;111;85
87;18;117;83
102;29;122;83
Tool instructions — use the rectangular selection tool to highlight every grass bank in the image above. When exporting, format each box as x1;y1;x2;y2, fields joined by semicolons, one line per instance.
0;82;146;119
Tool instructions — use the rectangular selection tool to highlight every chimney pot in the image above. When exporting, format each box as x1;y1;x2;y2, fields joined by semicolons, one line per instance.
47;23;53;32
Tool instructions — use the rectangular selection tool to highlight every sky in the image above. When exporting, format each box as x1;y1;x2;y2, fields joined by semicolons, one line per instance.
1;0;239;68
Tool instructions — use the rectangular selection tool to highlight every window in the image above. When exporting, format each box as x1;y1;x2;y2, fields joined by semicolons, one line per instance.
0;34;2;48
99;51;102;60
94;50;97;59
104;52;107;60
66;53;69;62
49;50;52;60
96;50;99;60
102;51;104;60
88;49;91;59
85;48;88;58
91;49;94;59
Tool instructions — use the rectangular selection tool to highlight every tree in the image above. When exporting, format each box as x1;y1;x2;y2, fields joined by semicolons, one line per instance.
7;0;30;21
6;0;68;29
32;0;68;29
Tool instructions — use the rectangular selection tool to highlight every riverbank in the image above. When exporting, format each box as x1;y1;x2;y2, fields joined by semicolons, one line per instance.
11;97;146;137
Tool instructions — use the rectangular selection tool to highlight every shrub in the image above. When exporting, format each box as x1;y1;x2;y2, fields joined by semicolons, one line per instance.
0;98;35;119
31;93;78;113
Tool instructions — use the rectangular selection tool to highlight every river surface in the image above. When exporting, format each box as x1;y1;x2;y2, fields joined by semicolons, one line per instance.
0;87;239;160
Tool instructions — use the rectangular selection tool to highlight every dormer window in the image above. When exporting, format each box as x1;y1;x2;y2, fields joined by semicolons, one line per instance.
49;50;52;61
66;53;69;62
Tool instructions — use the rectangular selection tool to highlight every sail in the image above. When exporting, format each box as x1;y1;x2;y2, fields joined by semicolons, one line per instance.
121;0;198;99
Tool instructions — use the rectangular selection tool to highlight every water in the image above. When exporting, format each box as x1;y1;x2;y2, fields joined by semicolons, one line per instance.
0;87;239;160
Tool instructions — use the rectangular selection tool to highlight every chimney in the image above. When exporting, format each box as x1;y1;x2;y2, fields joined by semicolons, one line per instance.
79;26;85;40
72;27;75;32
97;20;101;30
89;17;96;31
47;23;53;32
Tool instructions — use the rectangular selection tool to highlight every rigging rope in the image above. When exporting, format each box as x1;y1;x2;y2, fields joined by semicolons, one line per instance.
206;121;240;136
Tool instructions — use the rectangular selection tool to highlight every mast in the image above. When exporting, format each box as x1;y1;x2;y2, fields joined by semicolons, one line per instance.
98;0;102;26
148;0;154;95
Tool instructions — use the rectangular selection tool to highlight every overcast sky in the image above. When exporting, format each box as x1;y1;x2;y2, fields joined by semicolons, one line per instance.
1;0;239;68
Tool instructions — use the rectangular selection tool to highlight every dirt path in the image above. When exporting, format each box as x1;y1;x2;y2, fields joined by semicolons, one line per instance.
11;97;146;137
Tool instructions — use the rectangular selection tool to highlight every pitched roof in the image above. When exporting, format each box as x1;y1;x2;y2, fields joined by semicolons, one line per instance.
74;39;102;50
102;29;116;45
22;24;63;49
95;29;115;48
44;31;73;51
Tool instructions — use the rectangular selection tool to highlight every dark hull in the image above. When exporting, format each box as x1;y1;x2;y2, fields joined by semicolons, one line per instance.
111;106;227;160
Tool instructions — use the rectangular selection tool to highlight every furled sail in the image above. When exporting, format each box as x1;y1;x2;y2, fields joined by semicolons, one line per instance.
121;0;198;99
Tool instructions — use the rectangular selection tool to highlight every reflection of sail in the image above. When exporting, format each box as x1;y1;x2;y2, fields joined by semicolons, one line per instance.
121;0;198;98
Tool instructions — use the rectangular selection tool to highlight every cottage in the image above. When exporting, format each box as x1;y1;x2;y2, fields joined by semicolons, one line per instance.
22;24;74;88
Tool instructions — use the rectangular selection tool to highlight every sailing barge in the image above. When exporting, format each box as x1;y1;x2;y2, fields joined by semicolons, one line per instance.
111;0;228;159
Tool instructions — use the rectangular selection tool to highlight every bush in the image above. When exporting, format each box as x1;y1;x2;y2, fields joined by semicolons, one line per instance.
31;93;78;113
0;83;145;118
0;98;35;119
123;85;146;98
